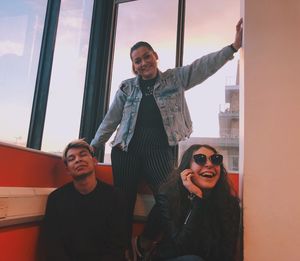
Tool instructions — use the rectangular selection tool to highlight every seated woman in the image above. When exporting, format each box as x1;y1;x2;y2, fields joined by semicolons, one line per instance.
133;144;241;261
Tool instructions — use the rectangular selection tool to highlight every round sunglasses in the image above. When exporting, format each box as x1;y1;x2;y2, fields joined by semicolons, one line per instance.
193;153;223;166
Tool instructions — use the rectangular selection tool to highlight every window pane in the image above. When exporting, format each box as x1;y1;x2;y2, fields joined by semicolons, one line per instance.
41;0;93;154
179;0;240;172
0;1;47;146
103;0;178;163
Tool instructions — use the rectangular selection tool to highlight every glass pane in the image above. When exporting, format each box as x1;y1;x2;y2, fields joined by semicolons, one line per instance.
0;1;47;146
41;0;93;154
104;0;178;163
179;0;240;172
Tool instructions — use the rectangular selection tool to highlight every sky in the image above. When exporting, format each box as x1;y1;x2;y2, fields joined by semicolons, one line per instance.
0;0;240;153
106;0;240;153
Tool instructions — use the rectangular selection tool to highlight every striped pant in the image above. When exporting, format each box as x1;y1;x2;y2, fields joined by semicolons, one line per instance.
111;127;176;240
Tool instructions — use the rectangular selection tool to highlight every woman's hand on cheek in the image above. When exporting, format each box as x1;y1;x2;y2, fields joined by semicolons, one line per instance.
180;169;203;198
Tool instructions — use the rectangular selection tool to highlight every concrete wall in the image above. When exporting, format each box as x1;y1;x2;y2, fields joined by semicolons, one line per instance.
242;0;300;260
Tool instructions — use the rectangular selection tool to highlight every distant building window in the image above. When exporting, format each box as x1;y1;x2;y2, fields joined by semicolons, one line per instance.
231;155;239;172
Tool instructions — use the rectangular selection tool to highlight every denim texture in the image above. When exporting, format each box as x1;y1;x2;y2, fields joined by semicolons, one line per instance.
91;46;234;151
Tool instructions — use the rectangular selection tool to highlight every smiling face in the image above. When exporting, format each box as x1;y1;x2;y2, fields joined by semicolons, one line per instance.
190;147;221;190
131;46;158;80
65;147;96;181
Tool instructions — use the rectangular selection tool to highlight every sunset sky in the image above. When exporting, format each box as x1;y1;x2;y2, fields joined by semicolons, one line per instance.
0;0;240;153
108;0;240;153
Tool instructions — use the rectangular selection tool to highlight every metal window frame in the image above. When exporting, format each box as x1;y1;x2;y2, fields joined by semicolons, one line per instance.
176;0;185;67
174;0;186;163
26;0;186;160
27;0;61;149
115;0;137;3
79;0;118;161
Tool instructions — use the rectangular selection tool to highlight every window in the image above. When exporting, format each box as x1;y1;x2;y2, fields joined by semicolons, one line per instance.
103;0;178;163
0;0;47;146
41;0;93;154
179;0;240;172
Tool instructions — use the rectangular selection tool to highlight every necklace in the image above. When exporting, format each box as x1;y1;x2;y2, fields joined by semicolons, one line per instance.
143;85;154;96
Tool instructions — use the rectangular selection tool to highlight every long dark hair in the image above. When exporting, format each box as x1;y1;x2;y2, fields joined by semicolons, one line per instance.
160;144;239;226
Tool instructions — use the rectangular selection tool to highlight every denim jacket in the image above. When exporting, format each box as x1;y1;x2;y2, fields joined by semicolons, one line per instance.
91;46;235;151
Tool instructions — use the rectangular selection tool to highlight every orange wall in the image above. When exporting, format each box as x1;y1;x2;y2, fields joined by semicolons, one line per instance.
0;143;69;187
0;224;42;261
0;143;112;261
0;142;239;261
0;142;114;187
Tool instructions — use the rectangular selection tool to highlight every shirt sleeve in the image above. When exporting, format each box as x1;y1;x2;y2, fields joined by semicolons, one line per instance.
100;189;129;260
219;197;241;261
42;193;70;261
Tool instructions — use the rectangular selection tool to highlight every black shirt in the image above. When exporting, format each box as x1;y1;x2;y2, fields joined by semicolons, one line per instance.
42;180;127;261
135;76;165;130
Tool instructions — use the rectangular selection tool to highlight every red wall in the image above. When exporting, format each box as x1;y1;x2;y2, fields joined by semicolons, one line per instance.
0;142;239;261
0;143;113;261
0;224;41;261
0;143;69;187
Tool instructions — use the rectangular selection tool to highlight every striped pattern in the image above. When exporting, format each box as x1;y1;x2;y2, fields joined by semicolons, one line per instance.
111;127;176;239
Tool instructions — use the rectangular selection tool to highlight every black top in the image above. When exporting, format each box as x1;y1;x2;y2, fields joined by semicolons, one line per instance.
152;193;240;261
129;75;170;150
42;180;128;261
135;75;165;130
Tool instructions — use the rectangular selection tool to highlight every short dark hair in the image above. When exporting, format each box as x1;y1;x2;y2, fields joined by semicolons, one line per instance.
130;41;154;59
62;139;94;165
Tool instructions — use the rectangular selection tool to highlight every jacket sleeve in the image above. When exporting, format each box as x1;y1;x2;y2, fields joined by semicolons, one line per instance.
100;189;128;261
176;45;235;91
155;193;241;260
42;194;70;261
90;85;127;149
220;198;241;261
156;195;209;258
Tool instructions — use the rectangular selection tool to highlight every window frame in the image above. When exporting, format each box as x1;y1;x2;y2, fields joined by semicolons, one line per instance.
26;0;186;162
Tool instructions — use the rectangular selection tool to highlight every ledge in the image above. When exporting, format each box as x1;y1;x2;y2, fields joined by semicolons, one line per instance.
0;186;154;227
0;187;55;227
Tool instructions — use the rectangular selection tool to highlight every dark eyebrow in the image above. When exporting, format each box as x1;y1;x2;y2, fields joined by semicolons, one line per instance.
66;154;75;161
143;51;152;56
66;149;89;159
79;150;89;155
133;51;152;61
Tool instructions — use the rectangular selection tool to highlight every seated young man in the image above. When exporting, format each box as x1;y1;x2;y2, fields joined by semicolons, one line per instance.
42;139;128;261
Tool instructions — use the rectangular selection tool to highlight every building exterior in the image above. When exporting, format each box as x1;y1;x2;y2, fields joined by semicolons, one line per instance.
179;64;240;172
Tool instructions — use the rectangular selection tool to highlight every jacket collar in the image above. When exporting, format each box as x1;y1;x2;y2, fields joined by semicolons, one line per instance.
134;71;162;90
